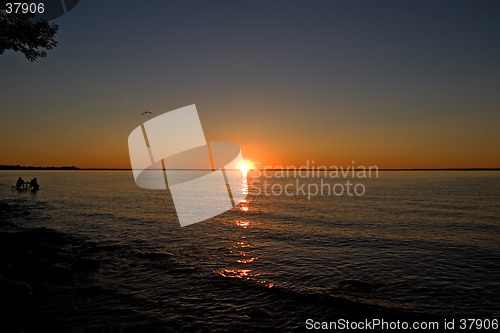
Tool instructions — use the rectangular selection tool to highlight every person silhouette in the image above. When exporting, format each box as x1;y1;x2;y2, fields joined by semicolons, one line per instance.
16;177;25;190
29;177;40;191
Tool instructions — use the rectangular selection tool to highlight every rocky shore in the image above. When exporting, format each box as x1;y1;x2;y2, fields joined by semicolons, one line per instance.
0;200;101;331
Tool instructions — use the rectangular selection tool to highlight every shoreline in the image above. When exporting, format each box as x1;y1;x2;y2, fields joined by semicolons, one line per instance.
0;200;101;331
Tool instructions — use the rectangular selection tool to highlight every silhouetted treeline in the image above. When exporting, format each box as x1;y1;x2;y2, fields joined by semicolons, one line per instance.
0;165;79;170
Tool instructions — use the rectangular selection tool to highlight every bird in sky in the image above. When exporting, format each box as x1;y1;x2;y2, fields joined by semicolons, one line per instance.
141;111;152;115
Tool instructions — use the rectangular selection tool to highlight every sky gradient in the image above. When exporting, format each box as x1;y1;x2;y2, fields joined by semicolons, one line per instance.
1;0;499;169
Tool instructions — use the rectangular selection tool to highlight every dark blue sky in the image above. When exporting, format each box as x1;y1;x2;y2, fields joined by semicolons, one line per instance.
1;0;499;168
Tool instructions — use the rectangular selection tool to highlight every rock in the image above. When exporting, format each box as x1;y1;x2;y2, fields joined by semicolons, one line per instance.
28;227;68;246
0;280;34;310
74;257;100;272
2;280;33;297
35;257;51;270
49;263;73;280
18;257;51;280
49;252;74;264
0;202;11;213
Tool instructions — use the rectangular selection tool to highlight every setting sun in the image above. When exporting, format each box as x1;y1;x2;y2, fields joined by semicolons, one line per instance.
240;162;250;171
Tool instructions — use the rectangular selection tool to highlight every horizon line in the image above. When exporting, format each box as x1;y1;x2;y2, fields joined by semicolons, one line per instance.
74;168;500;171
1;165;499;172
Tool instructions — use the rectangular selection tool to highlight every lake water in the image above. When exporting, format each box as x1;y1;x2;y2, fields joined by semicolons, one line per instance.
0;170;499;330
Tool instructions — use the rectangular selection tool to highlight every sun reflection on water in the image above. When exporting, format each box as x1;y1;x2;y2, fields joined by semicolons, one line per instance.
241;169;249;195
235;220;250;228
216;169;274;288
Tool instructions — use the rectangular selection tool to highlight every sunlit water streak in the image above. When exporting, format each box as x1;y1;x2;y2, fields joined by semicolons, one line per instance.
0;170;499;329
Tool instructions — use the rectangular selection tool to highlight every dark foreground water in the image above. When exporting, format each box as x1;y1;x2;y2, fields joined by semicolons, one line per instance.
0;170;499;331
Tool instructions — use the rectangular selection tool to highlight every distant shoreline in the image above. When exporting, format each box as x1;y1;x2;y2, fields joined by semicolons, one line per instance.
0;165;79;170
1;165;499;171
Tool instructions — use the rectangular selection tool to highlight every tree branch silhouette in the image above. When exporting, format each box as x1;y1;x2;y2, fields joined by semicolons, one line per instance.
0;1;59;61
